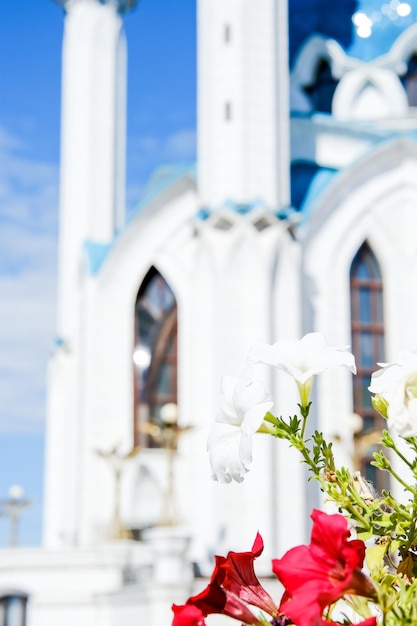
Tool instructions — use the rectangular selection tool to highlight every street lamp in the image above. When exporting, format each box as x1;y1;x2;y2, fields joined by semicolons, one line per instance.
0;485;31;547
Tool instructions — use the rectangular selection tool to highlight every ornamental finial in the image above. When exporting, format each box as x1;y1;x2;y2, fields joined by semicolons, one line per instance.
53;0;138;14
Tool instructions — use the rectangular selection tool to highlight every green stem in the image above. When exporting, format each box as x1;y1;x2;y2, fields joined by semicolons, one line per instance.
334;492;372;530
297;438;372;529
386;465;417;496
299;403;311;439
389;440;415;472
345;482;373;516
298;445;317;472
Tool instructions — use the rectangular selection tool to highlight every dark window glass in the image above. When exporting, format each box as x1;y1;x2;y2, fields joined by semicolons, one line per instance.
0;594;28;626
133;268;178;447
350;242;388;492
303;59;338;113
358;287;371;323
403;54;417;107
225;101;232;121
224;24;231;44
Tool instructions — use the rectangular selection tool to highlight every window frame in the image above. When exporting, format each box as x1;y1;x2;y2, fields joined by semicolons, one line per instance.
350;242;388;492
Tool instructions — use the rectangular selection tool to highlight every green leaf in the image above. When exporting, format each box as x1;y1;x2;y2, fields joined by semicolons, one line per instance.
357;528;373;541
390;539;401;554
366;543;389;570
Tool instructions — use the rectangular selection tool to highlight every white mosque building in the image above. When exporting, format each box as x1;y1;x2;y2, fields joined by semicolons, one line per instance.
2;0;417;624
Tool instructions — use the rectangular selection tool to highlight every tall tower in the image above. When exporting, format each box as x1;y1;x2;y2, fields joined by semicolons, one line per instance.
56;0;135;340
44;0;136;547
197;0;290;210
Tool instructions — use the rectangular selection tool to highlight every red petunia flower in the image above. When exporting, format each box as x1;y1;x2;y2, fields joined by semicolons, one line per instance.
172;604;206;626
272;509;376;626
320;618;377;626
221;531;278;617
171;554;264;626
321;620;377;626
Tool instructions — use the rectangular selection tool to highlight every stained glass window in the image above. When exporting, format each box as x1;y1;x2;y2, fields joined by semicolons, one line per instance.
133;268;178;447
350;242;388;491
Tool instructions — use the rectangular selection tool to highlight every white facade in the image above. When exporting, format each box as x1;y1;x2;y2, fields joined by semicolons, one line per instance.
3;0;417;624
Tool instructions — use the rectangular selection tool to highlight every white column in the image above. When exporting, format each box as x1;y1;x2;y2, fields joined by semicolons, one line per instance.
44;0;134;547
197;0;290;210
57;0;128;340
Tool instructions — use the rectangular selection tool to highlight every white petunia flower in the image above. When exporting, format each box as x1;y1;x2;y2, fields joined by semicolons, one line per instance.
387;372;417;438
208;367;273;484
369;351;417;398
247;332;356;407
369;351;417;437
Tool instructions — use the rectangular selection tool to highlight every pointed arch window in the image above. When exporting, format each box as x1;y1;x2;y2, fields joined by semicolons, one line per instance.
303;59;337;114
403;54;417;107
0;592;28;626
350;242;387;491
133;268;178;447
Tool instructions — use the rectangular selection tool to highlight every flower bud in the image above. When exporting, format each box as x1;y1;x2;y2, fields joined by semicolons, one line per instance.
371;393;389;419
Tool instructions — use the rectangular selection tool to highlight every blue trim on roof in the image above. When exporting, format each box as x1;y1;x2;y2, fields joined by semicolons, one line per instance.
130;162;196;221
82;163;196;276
195;207;211;221
300;168;338;217
53;336;66;349
223;198;263;214
84;241;112;275
275;206;298;220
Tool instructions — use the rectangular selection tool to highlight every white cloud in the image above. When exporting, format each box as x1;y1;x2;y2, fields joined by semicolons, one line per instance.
0;126;58;434
128;127;196;169
164;129;196;159
126;127;196;211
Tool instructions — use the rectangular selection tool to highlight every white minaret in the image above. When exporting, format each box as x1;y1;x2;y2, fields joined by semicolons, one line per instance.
44;0;136;547
56;0;133;340
197;0;290;210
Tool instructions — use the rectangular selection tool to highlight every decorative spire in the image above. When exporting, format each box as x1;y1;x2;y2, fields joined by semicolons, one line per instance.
53;0;138;14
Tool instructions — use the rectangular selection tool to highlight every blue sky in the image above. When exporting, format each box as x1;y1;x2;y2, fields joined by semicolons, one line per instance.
0;0;415;546
0;0;196;546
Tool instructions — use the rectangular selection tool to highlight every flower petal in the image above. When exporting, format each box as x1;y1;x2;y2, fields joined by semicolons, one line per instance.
272;509;375;626
221;533;277;617
248;333;356;384
208;422;247;483
172;604;206;626
387;371;417;437
369;350;417;397
208;367;273;482
219;375;241;425
184;556;264;626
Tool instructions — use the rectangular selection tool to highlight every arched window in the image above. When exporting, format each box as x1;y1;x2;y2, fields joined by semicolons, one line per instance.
403;54;417;107
350;242;387;491
0;592;28;626
303;59;337;114
133;268;178;447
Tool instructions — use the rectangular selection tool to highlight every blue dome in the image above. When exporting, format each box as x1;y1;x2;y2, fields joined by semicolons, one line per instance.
290;0;417;65
289;0;358;66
